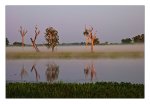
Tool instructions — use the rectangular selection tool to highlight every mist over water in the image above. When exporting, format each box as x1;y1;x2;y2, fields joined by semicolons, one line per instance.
6;44;144;52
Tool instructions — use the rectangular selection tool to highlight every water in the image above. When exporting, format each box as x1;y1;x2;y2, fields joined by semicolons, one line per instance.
6;59;144;84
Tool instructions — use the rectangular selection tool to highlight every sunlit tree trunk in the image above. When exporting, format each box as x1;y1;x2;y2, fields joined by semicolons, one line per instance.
22;36;24;48
30;38;39;52
91;39;94;53
85;36;89;48
19;26;27;49
30;26;40;52
83;25;98;53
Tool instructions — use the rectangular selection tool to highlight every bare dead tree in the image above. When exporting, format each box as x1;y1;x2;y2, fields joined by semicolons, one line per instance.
19;26;27;48
30;25;40;52
84;25;90;48
83;25;97;52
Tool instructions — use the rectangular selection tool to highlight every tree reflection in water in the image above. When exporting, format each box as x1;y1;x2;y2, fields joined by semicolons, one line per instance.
31;64;40;81
20;65;28;80
45;63;59;83
84;65;90;79
91;64;96;81
84;63;96;81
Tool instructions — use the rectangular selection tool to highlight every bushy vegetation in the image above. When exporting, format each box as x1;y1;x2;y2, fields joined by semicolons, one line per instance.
6;82;144;98
133;34;144;43
121;38;132;44
45;27;59;52
13;42;25;46
121;34;144;44
6;38;9;46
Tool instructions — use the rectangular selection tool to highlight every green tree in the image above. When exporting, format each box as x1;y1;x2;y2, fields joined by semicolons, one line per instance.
133;34;144;43
141;34;144;42
6;37;9;46
44;27;59;52
94;38;100;45
121;38;132;44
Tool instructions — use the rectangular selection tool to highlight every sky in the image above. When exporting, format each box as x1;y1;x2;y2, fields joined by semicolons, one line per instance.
6;5;144;44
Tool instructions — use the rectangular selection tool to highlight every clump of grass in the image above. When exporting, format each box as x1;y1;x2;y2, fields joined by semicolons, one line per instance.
6;51;144;59
6;82;144;98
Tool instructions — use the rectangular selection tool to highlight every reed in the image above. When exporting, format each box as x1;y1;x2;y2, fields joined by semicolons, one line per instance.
6;82;144;98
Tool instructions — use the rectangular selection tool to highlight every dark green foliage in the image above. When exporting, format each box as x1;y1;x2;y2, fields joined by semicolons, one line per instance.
121;38;132;44
6;38;9;46
13;42;24;46
6;82;144;98
121;34;144;44
45;27;59;52
94;38;100;45
133;34;144;43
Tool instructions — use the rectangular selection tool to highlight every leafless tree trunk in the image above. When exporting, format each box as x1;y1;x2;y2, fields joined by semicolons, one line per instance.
84;25;97;52
19;26;27;48
30;26;40;52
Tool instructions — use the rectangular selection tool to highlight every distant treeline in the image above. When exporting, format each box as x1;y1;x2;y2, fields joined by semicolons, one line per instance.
5;41;133;47
9;42;99;46
8;42;109;46
7;41;86;46
9;42;45;46
6;34;144;46
121;34;144;44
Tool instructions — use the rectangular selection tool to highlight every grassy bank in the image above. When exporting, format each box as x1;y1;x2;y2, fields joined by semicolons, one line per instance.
6;82;144;98
6;51;144;59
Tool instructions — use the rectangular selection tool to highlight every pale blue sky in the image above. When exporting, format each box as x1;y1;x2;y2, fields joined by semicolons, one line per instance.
6;5;144;44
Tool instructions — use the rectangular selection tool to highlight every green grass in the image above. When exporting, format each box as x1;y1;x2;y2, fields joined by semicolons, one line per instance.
6;82;144;98
6;51;144;59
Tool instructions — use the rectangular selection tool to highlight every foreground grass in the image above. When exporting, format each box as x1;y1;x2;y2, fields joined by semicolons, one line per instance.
6;82;144;98
6;51;144;59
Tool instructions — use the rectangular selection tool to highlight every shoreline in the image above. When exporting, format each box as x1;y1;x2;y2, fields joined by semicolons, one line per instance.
6;44;144;59
6;51;144;59
6;44;144;52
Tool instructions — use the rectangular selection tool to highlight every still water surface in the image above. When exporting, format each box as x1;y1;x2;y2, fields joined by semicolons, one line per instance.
6;59;144;84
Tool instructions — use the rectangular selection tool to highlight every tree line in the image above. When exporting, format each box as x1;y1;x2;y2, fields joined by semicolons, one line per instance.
121;34;144;44
6;25;144;52
6;25;100;53
6;26;59;52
